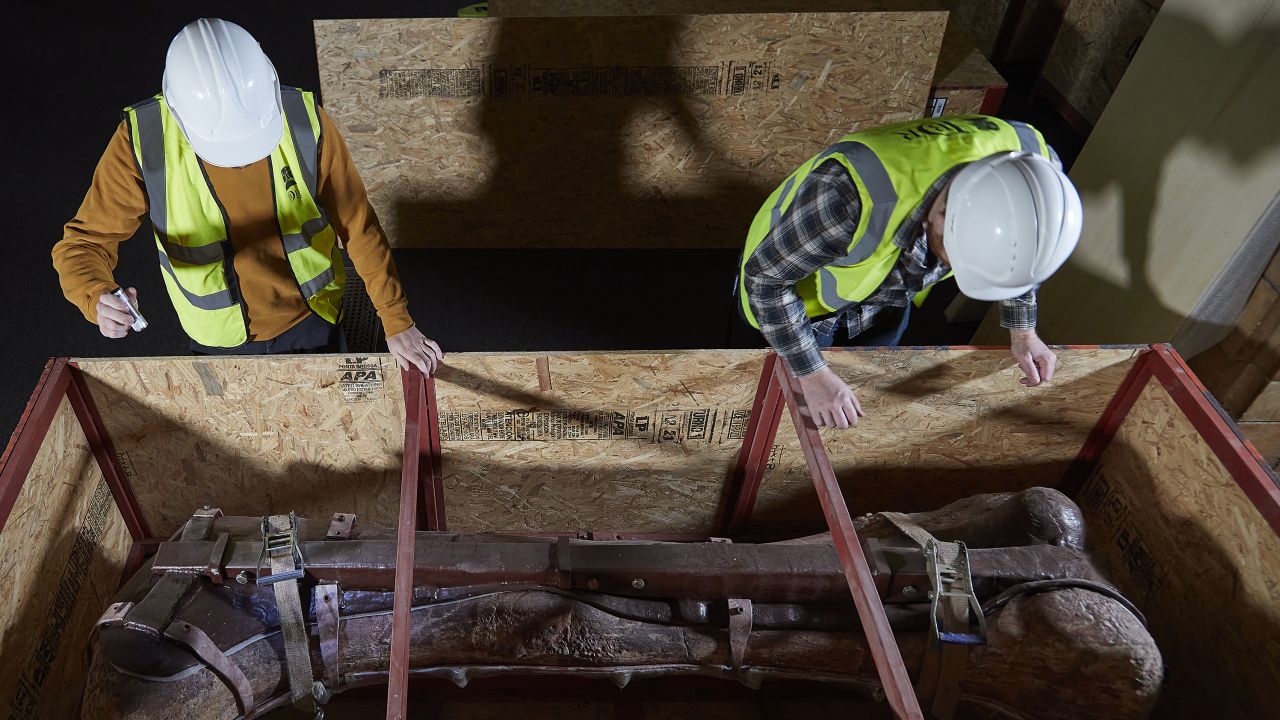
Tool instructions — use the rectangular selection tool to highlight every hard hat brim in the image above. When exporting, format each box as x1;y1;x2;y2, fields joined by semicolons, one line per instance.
954;271;1035;303
184;110;283;168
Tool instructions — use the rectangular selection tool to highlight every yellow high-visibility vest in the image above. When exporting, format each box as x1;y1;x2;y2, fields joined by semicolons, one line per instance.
123;87;344;347
739;115;1050;328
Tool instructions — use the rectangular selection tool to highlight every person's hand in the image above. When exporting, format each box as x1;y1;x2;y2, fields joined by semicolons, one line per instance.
387;325;443;375
795;366;865;429
1010;329;1056;387
96;288;137;339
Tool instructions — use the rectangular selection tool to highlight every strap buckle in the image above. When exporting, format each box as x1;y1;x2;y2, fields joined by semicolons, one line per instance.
925;539;987;646
257;512;305;585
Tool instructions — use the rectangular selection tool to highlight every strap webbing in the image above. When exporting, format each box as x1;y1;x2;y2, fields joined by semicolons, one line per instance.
880;512;983;720
264;514;318;714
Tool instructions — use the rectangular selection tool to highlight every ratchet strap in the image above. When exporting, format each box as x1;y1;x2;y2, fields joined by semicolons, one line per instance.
257;513;319;715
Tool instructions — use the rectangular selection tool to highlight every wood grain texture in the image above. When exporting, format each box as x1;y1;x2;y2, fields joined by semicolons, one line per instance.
490;0;944;15
313;13;943;248
428;349;1135;534
1080;379;1280;719
936;0;1011;56
933;22;1005;90
1041;0;1161;126
434;351;765;532
73;356;406;535
0;396;131;719
750;348;1140;532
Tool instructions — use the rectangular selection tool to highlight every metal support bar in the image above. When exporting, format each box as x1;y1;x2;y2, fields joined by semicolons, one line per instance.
1147;344;1280;535
1058;348;1154;497
66;363;153;541
418;375;447;531
388;369;425;720
772;360;925;720
0;359;71;532
718;352;786;536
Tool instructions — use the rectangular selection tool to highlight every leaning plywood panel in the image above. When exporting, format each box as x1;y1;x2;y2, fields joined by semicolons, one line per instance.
435;351;765;532
930;24;1006;116
1079;379;1280;718
314;13;943;248
490;0;938;15
935;0;1011;56
1041;0;1162;127
750;348;1139;530
74;356;406;534
0;397;132;719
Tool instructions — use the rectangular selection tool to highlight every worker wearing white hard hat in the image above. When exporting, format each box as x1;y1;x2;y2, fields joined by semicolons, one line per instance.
738;115;1082;429
54;18;442;374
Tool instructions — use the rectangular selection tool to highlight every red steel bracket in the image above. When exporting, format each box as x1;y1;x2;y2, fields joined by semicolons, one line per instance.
0;358;72;532
67;363;152;541
418;375;447;531
772;359;925;720
1147;344;1280;536
718;352;786;536
1058;347;1155;497
388;369;426;720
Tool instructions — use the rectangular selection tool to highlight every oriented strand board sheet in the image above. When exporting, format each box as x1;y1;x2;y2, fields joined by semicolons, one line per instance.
314;13;944;248
490;0;940;17
933;23;1005;92
936;0;1011;56
929;24;1005;116
74;355;406;535
1042;0;1161;126
0;396;132;719
1079;379;1280;719
749;348;1140;531
432;348;1135;534
929;88;987;116
435;351;765;532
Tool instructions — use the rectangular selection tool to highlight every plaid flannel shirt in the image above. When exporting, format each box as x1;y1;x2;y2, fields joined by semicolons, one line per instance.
743;160;1037;377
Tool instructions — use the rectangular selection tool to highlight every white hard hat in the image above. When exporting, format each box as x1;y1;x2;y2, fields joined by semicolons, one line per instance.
162;18;282;167
943;152;1083;301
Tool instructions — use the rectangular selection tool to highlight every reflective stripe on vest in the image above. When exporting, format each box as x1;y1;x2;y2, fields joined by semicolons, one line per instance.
124;87;343;347
738;115;1050;328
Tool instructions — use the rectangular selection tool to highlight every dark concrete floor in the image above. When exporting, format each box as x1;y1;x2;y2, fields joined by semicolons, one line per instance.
0;1;1084;443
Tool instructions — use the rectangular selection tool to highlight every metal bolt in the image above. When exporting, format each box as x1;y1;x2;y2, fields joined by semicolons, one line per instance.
901;585;918;598
235;571;252;586
337;514;345;521
631;578;646;590
587;577;600;590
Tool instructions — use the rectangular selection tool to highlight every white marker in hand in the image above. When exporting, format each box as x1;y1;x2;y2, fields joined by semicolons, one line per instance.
111;287;148;332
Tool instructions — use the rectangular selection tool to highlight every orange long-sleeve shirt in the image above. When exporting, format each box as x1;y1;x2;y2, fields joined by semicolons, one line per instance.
52;106;414;341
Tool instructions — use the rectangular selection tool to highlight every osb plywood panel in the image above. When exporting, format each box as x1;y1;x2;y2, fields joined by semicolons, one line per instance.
74;355;406;534
933;23;1005;90
937;0;1011;56
749;348;1139;531
1042;0;1161;125
433;348;1134;534
490;0;939;17
1079;380;1280;719
929;88;987;116
314;13;943;248
435;351;765;532
0;396;131;719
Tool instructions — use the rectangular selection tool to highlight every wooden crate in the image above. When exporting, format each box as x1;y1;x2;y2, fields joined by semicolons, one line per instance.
2;346;1277;718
